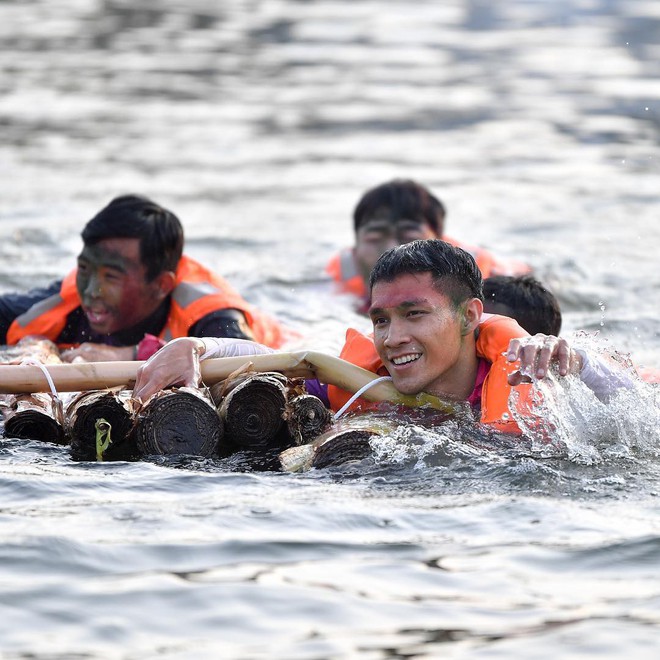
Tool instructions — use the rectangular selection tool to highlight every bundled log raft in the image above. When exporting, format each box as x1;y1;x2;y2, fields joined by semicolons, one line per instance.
1;370;378;469
1;348;457;468
3;372;375;472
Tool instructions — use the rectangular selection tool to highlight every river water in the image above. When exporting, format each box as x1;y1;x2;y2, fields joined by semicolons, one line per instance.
1;1;659;657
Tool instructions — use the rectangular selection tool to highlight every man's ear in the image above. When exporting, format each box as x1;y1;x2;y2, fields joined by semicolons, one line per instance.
462;298;483;335
153;271;176;299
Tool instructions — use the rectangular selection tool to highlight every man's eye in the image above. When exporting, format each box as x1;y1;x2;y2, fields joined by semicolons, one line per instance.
103;271;122;282
371;316;389;326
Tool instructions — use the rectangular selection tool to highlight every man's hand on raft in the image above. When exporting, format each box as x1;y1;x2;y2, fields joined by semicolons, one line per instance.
61;343;135;363
133;337;205;402
507;334;583;385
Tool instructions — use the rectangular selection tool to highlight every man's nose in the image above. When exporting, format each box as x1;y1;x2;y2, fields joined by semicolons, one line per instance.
83;274;102;298
383;318;409;347
383;236;399;251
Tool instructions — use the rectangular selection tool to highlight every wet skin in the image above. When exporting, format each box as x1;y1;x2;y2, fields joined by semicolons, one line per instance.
76;238;174;335
369;272;482;400
354;216;437;284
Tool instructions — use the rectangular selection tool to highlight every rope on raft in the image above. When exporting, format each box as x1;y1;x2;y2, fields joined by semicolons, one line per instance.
333;375;393;420
19;357;64;424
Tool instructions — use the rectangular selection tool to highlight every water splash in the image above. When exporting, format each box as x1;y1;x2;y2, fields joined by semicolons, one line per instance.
510;332;660;465
363;331;659;491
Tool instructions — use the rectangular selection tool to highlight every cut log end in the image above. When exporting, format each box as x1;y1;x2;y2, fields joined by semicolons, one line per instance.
67;390;137;462
217;373;288;452
2;393;66;445
134;388;223;457
279;427;378;472
284;394;333;446
4;410;66;445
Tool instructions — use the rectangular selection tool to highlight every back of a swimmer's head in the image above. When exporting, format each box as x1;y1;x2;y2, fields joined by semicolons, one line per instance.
369;239;483;309
353;179;446;235
81;194;184;281
483;274;562;336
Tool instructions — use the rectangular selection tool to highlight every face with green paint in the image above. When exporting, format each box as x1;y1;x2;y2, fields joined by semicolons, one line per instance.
76;238;174;335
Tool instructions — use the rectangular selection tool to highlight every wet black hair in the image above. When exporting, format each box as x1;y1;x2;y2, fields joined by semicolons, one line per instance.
483;275;562;336
81;195;184;281
369;239;483;308
353;179;446;235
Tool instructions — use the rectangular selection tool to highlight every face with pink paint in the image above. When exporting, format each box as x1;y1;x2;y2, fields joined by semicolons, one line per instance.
369;271;483;400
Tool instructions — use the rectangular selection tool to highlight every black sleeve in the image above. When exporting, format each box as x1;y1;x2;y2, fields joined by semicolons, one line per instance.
188;308;255;341
0;280;63;344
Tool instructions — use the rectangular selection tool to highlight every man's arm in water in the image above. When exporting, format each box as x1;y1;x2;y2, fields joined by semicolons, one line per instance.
507;333;636;400
190;308;255;341
0;281;62;344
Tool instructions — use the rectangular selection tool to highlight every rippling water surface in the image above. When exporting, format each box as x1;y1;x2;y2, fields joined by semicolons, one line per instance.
1;1;659;657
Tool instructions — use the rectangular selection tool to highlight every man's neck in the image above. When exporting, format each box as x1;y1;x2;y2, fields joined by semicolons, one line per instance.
431;340;480;402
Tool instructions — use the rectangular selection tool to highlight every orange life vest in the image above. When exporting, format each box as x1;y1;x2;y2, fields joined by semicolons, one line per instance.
326;314;532;434
326;238;531;299
325;248;366;298
7;255;289;349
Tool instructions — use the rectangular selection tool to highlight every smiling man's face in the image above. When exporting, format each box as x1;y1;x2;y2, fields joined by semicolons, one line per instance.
369;272;482;400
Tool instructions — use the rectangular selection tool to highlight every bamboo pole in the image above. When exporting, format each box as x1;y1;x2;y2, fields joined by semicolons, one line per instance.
0;350;457;414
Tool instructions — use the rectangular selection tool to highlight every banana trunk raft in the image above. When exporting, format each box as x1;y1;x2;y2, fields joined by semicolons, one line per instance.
0;344;460;471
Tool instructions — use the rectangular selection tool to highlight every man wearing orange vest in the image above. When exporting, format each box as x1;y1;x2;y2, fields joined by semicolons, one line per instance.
0;195;288;361
326;178;531;313
133;240;633;435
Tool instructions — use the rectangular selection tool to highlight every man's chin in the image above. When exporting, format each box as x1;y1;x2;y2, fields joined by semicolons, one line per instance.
390;377;423;396
88;325;113;336
86;318;116;336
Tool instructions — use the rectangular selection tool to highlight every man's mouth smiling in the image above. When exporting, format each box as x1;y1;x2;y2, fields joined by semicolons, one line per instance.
390;352;422;366
85;306;111;326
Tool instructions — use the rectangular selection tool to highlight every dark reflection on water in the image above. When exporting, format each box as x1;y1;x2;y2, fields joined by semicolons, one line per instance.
1;0;660;657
